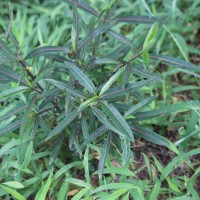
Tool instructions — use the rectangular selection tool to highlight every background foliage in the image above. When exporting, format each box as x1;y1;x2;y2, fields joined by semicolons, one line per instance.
0;0;200;199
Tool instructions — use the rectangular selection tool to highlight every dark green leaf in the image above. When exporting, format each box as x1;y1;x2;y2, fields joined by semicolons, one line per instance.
76;125;107;152
25;46;69;60
78;23;112;49
64;61;96;94
46;108;82;141
121;137;131;166
0;120;21;137
98;132;112;178
150;54;200;71
100;101;134;141
63;0;99;16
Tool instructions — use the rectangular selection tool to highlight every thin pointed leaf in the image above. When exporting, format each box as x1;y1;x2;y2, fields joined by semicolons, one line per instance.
115;15;157;24
0;68;28;86
46;108;82;141
125;96;157;117
0;86;27;99
150;54;200;71
25;46;69;60
131;125;170;147
92;107;125;137
78;23;112;49
99;67;124;96
0;120;21;136
100;80;150;100
131;66;163;82
100;101;134;141
72;5;79;52
81;113;89;139
63;0;99;16
45;78;86;99
132;101;200;122
64;61;96;94
0;38;17;60
76;125;107;152
98;132;112;178
108;30;138;52
0;102;26;122
121;137;131;166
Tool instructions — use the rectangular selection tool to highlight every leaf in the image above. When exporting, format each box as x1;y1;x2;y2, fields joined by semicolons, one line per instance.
100;101;134;141
121;137;131;166
0;102;26;122
99;67;124;96
131;66;163;82
0;86;27;99
150;54;200;71
100;188;130;200
64;61;96;94
94;167;134;176
115;15;157;24
72;5;79;53
79;96;98;110
2;181;24;189
92;107;125;137
22;141;33;168
142;50;149;69
25;46;69;60
0;120;21;137
98;132;112;178
0;68;28;86
108;29;138;52
90;183;138;195
46;108;82;141
71;188;90;200
35;170;53;200
0;38;17;60
78;23;112;49
149;179;161;200
63;0;99;16
124;96;157;117
81;113;89;139
143;21;159;50
45;78;85;99
65;178;90;188
132;101;200;122
55;161;82;179
0;184;26;200
131;125;170;147
100;80;150;100
76;125;107;152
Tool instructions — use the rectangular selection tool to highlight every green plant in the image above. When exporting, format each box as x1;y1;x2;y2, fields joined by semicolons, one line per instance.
0;0;200;199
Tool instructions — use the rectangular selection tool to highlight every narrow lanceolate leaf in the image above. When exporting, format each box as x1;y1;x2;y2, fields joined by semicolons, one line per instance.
63;0;99;16
76;125;107;152
100;80;150;100
132;101;200;122
0;68;28;86
142;50;149;69
0;38;17;60
45;78;86;99
72;5;79;52
98;132;112;178
78;23;112;49
25;46;69;60
81;113;89;139
79;96;98;110
46;108;81;141
121;137;131;166
0;86;27;99
64;61;96;94
150;54;200;71
125;96;157;117
0;103;26;122
0;120;21;137
131;125;170;147
44;54;70;63
99;67;124;96
108;30;138;52
100;101;134;141
143;22;159;50
131;66;163;82
20;94;37;134
115;15;157;24
92;107;125;137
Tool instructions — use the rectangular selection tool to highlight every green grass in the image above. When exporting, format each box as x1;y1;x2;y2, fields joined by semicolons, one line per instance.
0;0;200;199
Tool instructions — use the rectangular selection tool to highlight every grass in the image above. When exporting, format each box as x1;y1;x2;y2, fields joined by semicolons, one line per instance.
0;0;200;199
